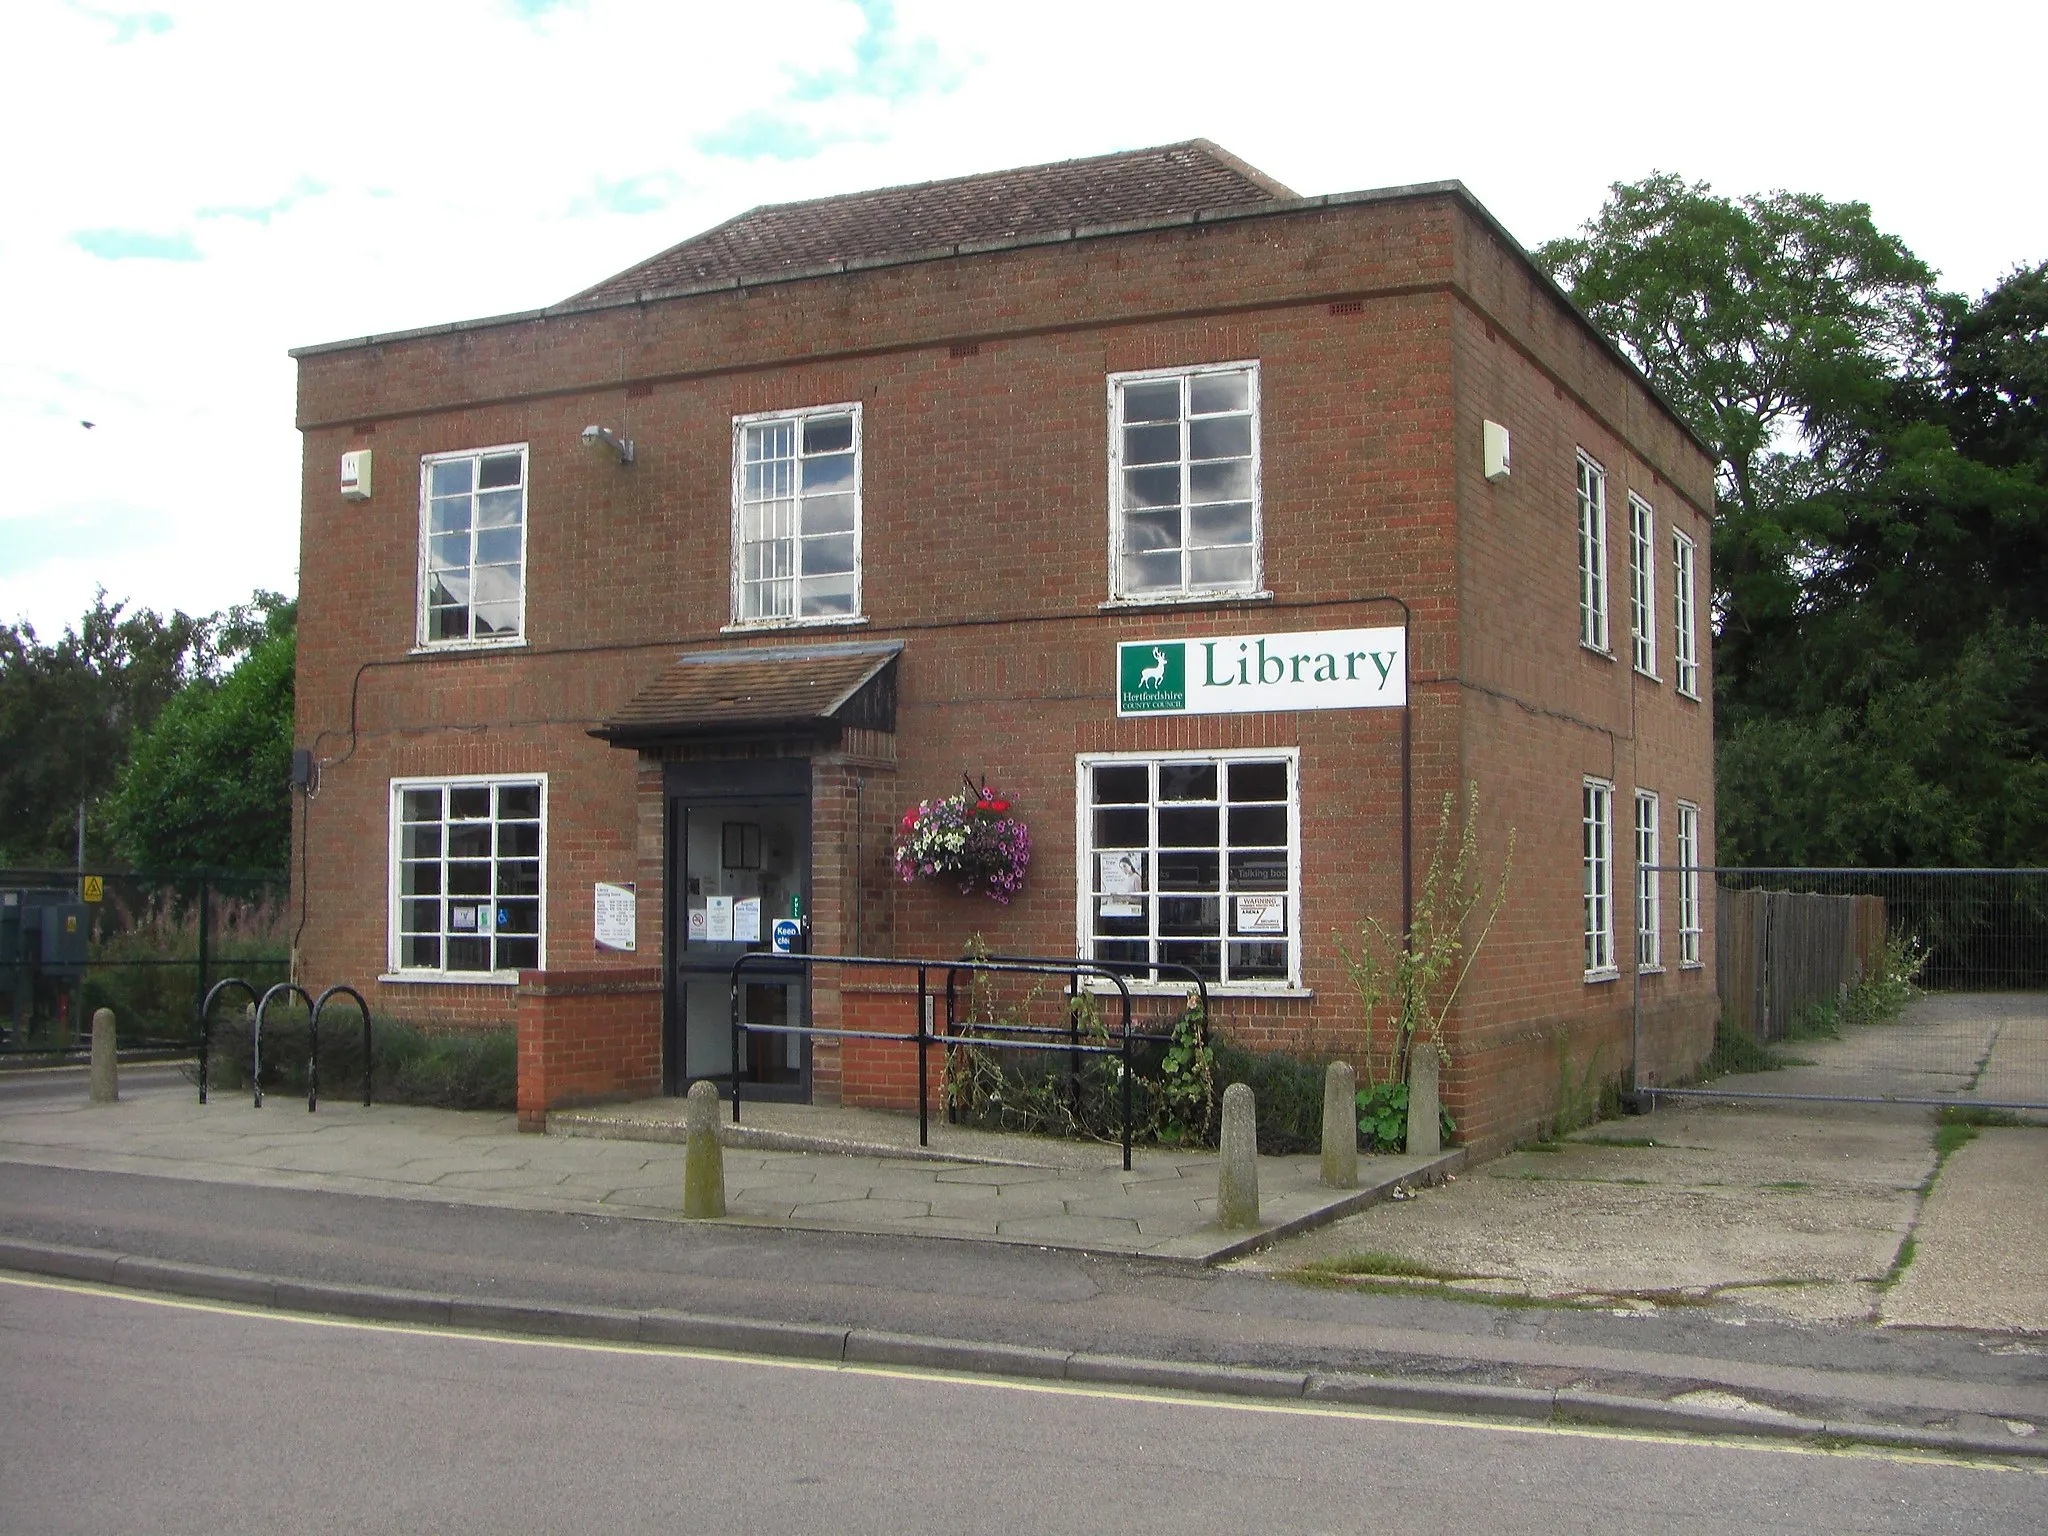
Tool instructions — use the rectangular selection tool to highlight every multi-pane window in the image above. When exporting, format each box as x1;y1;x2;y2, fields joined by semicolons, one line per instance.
1583;778;1614;976
1577;453;1608;651
1080;752;1295;986
1629;494;1658;677
1676;800;1703;967
1673;529;1699;697
392;777;544;977
1109;363;1261;599
1635;790;1661;970
733;404;861;623
420;446;526;645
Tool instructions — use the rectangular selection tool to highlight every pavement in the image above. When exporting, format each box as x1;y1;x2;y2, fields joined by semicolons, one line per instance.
2;1051;2046;1462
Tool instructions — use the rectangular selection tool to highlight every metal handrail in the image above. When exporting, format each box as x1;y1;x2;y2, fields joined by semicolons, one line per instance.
726;952;1144;1169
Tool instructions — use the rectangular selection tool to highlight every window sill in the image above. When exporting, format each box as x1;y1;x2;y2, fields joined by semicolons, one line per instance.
379;971;523;987
1584;967;1621;984
1580;642;1615;661
1100;590;1273;613
1678;960;1706;971
721;614;869;634
1084;979;1311;1000
1637;965;1665;976
1633;665;1661;684
410;637;527;657
1676;686;1702;704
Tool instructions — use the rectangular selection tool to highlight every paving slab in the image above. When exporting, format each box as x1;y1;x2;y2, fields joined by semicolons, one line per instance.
1883;1128;2048;1332
0;1079;1448;1263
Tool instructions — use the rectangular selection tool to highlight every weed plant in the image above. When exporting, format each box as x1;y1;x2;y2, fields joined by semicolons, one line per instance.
197;1014;516;1111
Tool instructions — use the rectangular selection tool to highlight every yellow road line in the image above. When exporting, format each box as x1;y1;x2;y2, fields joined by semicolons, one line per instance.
1;1270;2035;1472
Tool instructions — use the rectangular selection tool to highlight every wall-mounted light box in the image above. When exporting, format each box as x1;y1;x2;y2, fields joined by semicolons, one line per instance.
340;449;372;500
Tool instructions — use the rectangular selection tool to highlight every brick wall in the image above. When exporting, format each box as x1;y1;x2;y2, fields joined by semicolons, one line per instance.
515;966;662;1130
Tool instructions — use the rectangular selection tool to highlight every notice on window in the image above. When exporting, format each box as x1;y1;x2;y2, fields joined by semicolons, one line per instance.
687;904;708;942
1235;894;1286;935
733;896;762;944
594;882;637;952
1099;852;1143;896
705;895;734;943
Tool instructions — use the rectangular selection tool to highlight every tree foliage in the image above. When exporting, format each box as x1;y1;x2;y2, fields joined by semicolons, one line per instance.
1541;177;2046;867
106;604;296;874
0;590;294;870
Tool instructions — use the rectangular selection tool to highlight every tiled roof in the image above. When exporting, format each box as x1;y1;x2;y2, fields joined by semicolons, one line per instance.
561;140;1292;308
593;640;902;746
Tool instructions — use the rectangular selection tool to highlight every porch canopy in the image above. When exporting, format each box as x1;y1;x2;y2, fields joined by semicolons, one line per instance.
590;639;902;749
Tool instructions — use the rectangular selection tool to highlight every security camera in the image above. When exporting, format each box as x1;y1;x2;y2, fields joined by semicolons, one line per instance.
580;424;635;464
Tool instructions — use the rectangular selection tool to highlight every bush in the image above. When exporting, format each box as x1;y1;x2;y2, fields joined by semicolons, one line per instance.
198;1013;516;1111
1209;1042;1327;1154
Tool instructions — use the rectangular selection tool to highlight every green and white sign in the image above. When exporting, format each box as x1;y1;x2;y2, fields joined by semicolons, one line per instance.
1118;625;1405;717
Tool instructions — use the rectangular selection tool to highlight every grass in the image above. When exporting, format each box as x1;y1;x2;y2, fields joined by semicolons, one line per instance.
1295;1251;1474;1282
1578;1135;1659;1148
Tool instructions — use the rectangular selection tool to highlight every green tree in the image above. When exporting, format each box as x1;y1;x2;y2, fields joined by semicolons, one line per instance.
106;601;296;873
0;595;212;865
1541;184;2046;867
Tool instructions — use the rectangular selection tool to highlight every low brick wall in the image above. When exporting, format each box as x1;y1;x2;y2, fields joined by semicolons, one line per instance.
838;984;944;1110
516;967;662;1131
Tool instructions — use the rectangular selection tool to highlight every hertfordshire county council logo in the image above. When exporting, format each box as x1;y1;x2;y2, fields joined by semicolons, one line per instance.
1119;641;1186;713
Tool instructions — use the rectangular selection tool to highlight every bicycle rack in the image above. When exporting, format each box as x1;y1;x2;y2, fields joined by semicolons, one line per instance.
195;977;264;1105
310;984;373;1111
252;983;314;1109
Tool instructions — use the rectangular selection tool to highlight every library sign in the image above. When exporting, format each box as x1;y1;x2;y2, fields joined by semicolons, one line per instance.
1117;625;1406;717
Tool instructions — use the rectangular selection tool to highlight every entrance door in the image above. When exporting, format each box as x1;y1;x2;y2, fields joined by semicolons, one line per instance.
667;764;809;1099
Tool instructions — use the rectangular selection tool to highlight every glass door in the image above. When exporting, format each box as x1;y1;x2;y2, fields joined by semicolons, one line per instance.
672;797;809;1097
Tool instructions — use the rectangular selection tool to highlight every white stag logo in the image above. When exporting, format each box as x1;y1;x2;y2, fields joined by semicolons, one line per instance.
1137;646;1168;689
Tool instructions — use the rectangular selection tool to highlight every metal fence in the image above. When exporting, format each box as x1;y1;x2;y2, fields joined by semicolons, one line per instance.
1645;867;2048;1111
1;868;288;1056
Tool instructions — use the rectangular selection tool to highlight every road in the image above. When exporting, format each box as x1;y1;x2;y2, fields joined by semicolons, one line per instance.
2;1276;2039;1535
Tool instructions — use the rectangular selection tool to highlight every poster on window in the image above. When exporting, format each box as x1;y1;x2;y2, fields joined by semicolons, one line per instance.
733;897;762;944
705;896;734;942
1234;894;1286;934
594;882;636;952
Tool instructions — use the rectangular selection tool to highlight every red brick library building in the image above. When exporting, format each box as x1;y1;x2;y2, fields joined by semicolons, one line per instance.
291;142;1718;1154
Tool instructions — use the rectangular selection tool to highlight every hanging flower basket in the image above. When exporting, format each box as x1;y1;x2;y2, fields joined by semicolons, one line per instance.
892;775;1032;904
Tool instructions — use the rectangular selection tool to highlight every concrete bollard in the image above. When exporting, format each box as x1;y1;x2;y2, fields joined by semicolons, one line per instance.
1320;1061;1357;1188
89;1008;118;1105
681;1079;726;1219
1406;1041;1441;1157
1217;1081;1261;1229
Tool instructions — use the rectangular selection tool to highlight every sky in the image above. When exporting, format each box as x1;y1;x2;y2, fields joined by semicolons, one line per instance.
3;0;2043;639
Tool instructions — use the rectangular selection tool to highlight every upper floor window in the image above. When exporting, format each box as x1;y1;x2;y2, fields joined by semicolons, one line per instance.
732;404;861;625
1577;452;1609;652
1673;528;1699;697
1108;363;1261;601
420;445;526;646
1629;493;1658;678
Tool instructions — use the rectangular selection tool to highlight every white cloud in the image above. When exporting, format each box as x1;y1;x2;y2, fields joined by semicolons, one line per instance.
2;0;2043;634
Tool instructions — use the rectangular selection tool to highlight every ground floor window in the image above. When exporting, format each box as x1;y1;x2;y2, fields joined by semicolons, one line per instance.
1676;799;1703;967
1635;789;1661;970
390;776;545;978
1584;778;1615;977
1078;750;1297;987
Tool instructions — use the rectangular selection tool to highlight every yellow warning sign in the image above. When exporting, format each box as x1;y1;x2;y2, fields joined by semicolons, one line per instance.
82;875;103;903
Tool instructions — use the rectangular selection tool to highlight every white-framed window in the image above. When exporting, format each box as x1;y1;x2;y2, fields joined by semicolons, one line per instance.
731;403;862;625
389;776;546;981
1583;777;1615;977
1672;528;1699;697
1107;362;1262;601
1077;750;1297;988
419;444;527;647
1577;452;1609;652
1629;494;1658;678
1634;789;1661;970
1676;799;1703;967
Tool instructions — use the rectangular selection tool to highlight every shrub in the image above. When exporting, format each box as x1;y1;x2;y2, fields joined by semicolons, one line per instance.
197;1013;516;1111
